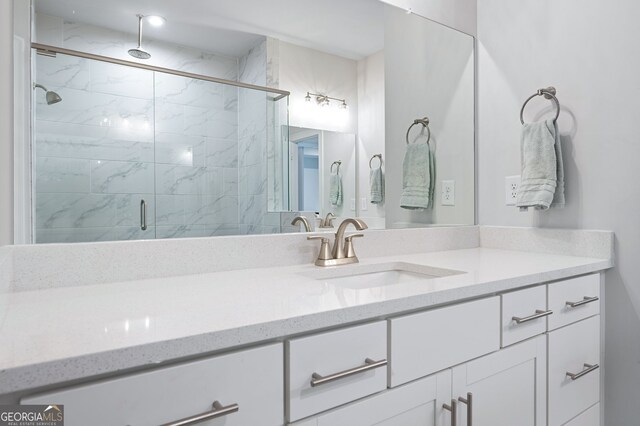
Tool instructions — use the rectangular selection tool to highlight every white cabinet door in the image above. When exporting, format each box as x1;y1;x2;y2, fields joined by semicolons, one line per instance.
291;370;452;426
452;335;546;426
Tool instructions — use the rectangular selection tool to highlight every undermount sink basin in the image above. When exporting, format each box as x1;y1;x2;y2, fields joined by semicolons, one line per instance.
303;262;464;289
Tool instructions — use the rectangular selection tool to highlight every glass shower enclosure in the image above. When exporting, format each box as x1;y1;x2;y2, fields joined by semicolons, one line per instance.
33;50;289;243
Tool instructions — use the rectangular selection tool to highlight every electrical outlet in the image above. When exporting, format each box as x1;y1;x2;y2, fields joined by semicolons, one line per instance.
505;175;521;205
442;180;455;206
360;197;368;211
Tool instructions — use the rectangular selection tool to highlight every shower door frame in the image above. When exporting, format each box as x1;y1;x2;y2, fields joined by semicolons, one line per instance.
21;42;290;244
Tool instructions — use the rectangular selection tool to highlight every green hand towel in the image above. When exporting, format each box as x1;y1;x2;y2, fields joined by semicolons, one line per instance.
370;166;384;204
516;119;565;210
400;143;433;210
329;172;343;206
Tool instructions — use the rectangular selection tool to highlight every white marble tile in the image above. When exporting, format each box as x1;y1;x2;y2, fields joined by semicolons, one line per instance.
156;195;186;226
35;53;90;91
110;226;156;241
184;195;238;225
155;164;207;195
205;138;238;168
36;121;154;163
35;193;117;229
34;227;114;244
154;132;205;167
35;157;90;193
155;72;225;109
156;225;207;239
36;87;153;129
90;60;153;99
223;168;238;196
154;100;184;135
207;109;238;139
90;160;154;194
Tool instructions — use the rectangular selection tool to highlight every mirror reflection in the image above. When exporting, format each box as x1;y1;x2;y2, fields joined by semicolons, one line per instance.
28;0;475;243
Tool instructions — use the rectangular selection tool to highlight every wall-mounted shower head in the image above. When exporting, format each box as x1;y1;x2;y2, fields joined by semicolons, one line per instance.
34;83;62;105
128;14;152;59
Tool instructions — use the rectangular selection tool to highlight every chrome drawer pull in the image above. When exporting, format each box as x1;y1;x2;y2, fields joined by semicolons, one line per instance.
566;363;600;380
566;296;599;308
458;392;473;426
512;309;553;324
443;399;457;426
310;358;387;387
160;401;239;426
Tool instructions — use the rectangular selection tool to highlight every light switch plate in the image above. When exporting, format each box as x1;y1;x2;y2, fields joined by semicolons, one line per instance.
442;180;455;206
350;198;356;211
505;175;521;205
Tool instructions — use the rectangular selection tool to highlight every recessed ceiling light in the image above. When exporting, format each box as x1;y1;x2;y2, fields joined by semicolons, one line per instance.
145;15;166;27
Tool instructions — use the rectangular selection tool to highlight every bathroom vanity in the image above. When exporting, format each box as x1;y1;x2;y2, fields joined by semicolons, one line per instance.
0;226;612;426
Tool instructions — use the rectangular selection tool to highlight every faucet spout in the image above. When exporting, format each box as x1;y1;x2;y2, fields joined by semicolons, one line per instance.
333;218;368;259
291;216;312;232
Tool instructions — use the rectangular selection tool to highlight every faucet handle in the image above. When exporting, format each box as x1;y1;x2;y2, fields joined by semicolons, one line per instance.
307;235;333;261
344;233;364;259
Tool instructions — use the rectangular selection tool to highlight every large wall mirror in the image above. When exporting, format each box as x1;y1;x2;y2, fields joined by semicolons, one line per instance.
20;0;475;243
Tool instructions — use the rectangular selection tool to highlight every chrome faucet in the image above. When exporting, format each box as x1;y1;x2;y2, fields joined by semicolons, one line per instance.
291;215;312;232
318;212;336;228
308;218;368;266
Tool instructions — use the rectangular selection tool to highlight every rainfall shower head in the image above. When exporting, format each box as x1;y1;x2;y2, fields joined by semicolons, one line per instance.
128;14;153;60
34;83;62;105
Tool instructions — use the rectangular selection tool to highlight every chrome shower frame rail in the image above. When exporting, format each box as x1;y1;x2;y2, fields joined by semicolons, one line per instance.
31;43;291;99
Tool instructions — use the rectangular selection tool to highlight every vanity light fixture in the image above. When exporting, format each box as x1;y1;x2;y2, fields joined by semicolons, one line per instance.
305;92;347;109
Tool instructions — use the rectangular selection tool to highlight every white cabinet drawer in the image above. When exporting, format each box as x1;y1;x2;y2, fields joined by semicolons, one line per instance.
563;403;599;426
389;296;500;387
501;285;550;347
548;274;600;331
290;370;451;426
286;321;387;422
22;343;284;426
548;316;600;426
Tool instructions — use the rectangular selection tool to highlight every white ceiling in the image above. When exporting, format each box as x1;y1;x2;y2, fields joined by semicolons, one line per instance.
35;0;385;59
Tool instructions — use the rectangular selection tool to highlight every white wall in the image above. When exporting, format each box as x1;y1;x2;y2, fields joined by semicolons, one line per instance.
1;1;14;246
380;0;477;36
278;40;358;134
357;51;386;229
477;0;640;423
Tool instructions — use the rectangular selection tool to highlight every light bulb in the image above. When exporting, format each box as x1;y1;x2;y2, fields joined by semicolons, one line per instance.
145;15;166;27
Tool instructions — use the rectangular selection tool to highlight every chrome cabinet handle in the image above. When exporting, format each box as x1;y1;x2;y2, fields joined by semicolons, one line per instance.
443;399;457;426
310;358;387;387
160;401;239;426
458;392;473;426
512;309;553;324
140;199;147;231
566;363;599;380
566;296;599;308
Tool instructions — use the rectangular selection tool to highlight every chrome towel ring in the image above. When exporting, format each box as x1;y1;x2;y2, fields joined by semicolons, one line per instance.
520;87;560;125
369;154;382;169
406;117;431;145
330;160;341;174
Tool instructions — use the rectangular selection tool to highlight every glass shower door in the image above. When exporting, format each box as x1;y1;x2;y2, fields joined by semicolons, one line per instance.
33;51;156;243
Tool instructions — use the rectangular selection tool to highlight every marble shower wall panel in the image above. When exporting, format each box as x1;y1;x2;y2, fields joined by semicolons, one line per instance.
35;55;156;243
153;73;240;238
238;40;283;234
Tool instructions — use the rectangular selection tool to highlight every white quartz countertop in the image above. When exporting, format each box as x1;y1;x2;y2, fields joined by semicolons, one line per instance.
0;247;612;395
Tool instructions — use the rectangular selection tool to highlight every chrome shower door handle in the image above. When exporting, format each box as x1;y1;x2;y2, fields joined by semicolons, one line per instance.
458;392;473;426
159;400;239;426
443;399;457;426
140;199;147;231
